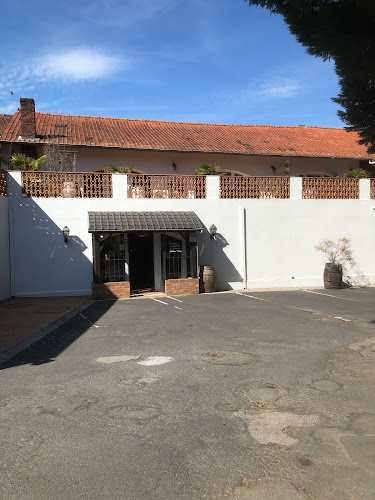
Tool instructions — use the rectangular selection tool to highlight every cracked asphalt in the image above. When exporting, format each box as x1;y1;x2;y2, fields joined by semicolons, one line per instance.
1;288;375;499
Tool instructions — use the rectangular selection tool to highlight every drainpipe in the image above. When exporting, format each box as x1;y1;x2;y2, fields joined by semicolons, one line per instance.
240;206;248;289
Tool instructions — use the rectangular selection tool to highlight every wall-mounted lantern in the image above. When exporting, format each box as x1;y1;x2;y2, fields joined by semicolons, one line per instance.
63;226;70;243
172;162;177;171
209;224;217;240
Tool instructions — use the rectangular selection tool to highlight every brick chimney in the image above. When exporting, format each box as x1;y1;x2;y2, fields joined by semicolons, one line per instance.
20;98;36;139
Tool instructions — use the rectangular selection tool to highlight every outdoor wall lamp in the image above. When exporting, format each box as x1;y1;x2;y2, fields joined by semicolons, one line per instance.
172;162;177;171
63;226;70;243
209;224;217;240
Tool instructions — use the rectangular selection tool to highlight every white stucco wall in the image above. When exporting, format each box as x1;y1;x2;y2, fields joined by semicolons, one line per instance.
0;196;10;300
26;144;361;177
6;173;375;296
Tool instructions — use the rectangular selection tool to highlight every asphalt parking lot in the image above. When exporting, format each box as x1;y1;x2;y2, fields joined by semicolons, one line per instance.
1;288;375;500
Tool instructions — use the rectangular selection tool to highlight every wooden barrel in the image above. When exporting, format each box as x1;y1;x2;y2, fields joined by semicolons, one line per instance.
323;263;342;289
202;266;216;293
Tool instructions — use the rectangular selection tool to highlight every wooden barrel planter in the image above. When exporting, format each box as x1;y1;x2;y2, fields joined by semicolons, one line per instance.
201;266;216;293
323;263;342;289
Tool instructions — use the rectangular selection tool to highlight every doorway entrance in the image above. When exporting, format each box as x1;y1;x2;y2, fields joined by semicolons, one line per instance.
128;233;154;293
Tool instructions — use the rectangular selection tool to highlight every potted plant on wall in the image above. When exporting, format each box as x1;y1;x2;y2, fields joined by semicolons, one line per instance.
195;162;221;175
104;166;134;173
315;237;355;289
343;167;371;178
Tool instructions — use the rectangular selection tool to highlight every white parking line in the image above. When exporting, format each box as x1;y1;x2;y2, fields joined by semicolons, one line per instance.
79;313;107;328
234;292;267;302
151;298;169;305
302;290;359;301
168;296;184;303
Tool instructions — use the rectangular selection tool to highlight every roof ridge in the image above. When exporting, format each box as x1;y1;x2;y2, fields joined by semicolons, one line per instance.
33;112;346;131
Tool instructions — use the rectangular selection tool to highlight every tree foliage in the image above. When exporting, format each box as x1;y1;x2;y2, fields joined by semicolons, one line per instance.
7;153;46;171
104;165;134;173
195;162;221;175
343;167;370;178
246;0;375;153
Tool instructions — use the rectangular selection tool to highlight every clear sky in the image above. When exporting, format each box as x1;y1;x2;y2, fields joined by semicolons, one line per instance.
1;0;343;127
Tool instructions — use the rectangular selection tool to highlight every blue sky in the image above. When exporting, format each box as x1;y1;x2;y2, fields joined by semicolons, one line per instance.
1;0;343;127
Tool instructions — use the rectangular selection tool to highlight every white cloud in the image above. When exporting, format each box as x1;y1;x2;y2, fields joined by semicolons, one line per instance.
33;48;127;82
222;75;304;106
0;47;127;96
258;79;303;98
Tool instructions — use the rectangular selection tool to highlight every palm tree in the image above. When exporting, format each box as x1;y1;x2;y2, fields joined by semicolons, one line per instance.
7;153;46;171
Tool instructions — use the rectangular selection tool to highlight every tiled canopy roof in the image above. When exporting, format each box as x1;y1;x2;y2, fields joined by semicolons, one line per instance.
88;211;204;232
0;114;12;135
1;110;371;159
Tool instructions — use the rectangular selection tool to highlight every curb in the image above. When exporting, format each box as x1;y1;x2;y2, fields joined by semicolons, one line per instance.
0;300;94;367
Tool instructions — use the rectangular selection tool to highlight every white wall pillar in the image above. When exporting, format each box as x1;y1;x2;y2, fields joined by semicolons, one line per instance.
359;178;371;200
290;177;302;199
206;175;220;199
7;171;22;199
112;174;128;199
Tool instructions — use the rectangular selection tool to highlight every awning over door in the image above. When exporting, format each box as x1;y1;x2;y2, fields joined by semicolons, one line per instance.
88;211;203;232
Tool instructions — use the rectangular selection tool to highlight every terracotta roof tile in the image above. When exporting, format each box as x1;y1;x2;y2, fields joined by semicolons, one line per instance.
0;114;12;135
0;110;371;159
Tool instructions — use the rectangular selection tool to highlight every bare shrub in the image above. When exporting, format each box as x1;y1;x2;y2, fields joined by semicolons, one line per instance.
315;237;355;269
42;144;76;171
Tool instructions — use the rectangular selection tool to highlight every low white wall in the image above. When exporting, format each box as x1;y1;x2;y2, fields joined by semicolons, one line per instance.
0;196;10;300
7;173;375;296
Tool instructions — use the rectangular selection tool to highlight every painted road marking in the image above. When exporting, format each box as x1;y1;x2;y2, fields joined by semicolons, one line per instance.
174;306;183;310
168;296;184;303
79;313;107;328
302;290;359;301
235;292;267;302
137;356;174;366
334;316;352;322
151;298;169;305
96;355;140;364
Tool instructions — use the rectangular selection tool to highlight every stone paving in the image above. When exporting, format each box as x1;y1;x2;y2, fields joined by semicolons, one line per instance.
0;296;90;354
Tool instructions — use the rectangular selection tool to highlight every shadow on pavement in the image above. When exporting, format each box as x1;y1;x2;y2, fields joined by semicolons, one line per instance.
1;301;114;370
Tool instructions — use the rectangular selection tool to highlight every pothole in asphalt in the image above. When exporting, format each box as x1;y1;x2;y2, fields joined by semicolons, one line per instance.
347;337;375;358
200;352;254;365
340;435;375;471
348;413;375;434
232;477;307;499
239;382;288;407
39;396;99;416
106;406;161;422
234;410;319;446
311;379;340;393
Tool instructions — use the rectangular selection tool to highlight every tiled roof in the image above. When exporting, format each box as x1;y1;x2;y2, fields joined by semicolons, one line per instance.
88;211;204;232
0;114;12;135
1;110;371;159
